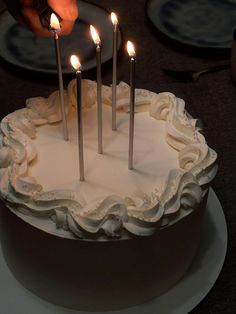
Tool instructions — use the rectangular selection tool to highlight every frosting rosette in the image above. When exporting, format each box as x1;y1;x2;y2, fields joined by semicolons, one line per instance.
0;80;217;239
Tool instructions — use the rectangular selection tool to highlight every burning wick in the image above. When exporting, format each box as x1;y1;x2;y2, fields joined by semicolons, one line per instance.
50;13;68;141
127;40;136;170
111;12;118;131
90;25;103;154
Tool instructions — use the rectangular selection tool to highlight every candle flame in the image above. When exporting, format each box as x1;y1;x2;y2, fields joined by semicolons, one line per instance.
50;13;60;31
127;41;136;58
90;25;101;46
111;12;118;25
70;55;81;71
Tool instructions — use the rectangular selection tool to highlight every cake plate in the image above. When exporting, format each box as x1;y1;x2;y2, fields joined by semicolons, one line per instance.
0;188;227;314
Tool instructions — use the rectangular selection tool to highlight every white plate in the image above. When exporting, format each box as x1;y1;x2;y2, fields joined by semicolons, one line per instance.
0;188;227;314
146;0;236;49
0;0;121;74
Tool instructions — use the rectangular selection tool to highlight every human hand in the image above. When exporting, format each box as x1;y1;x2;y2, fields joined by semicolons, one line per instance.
5;0;79;36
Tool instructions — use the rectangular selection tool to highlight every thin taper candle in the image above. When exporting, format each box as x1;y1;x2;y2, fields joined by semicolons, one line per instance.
76;70;85;181
70;55;84;181
96;44;103;153
50;14;68;141
90;25;103;154
111;12;118;130
127;41;136;170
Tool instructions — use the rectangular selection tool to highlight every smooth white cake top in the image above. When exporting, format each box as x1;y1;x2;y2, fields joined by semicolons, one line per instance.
0;80;217;239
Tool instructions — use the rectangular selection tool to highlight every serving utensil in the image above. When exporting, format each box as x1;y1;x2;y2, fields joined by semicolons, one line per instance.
162;62;230;82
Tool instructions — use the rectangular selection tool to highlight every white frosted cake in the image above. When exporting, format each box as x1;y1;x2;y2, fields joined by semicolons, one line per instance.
0;80;217;310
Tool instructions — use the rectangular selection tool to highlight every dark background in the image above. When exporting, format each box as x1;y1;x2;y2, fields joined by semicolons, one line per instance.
0;0;235;313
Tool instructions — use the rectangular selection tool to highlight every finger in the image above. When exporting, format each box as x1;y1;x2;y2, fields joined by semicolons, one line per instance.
49;0;78;22
59;19;75;35
21;7;53;36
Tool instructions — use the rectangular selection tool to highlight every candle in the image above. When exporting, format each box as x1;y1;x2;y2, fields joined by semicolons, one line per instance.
111;12;118;131
50;13;68;141
90;25;103;154
127;41;136;170
70;55;85;181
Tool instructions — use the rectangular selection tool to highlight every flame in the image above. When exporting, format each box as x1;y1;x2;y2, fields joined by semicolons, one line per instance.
127;41;136;58
90;25;101;45
111;12;118;25
50;13;60;31
70;55;81;71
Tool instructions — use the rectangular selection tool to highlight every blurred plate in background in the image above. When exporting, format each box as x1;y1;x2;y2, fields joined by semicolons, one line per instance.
146;0;236;49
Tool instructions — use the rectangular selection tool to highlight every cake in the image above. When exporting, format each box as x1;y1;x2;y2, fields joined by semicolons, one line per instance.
0;80;217;310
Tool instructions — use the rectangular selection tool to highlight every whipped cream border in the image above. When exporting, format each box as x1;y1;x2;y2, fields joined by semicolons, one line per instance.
0;80;217;239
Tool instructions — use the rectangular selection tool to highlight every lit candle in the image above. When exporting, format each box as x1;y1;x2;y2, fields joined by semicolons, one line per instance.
127;41;136;170
70;55;84;181
90;25;103;154
50;13;68;141
111;12;118;131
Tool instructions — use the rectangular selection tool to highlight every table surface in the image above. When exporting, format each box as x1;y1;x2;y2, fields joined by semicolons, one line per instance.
0;1;235;313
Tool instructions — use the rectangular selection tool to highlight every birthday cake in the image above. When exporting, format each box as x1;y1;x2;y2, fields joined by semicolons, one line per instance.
0;80;217;310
